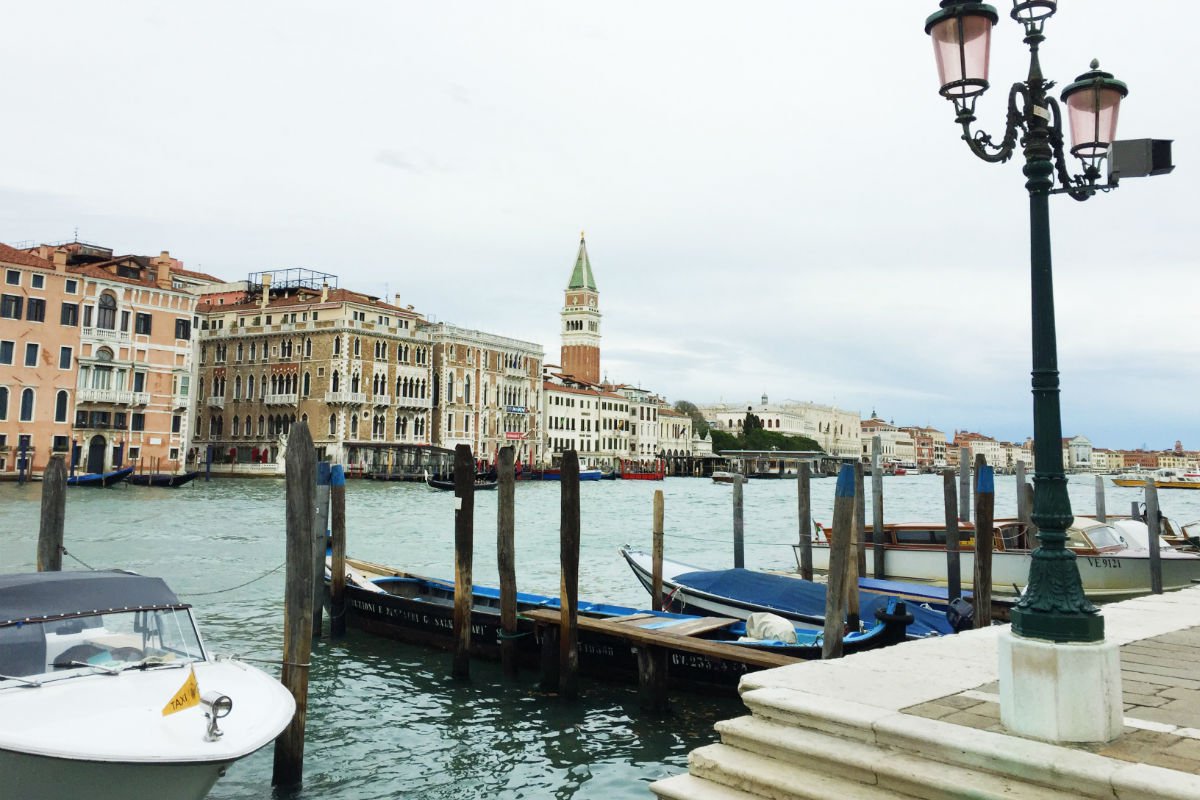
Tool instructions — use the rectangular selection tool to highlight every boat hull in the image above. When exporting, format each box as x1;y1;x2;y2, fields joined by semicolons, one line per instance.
0;749;228;800
1112;478;1200;490
127;471;200;488
794;543;1200;602
66;466;134;487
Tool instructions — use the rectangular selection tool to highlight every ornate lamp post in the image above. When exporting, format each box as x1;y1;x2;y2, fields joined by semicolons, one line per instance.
924;1;1129;644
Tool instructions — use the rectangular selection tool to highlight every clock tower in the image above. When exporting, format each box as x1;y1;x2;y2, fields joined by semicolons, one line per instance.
560;232;601;384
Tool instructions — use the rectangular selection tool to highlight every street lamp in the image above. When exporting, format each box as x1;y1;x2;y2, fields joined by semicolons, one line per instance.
924;1;1130;644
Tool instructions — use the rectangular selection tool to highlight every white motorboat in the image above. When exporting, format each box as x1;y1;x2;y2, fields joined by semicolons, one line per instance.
711;471;744;484
0;570;295;800
791;518;1200;602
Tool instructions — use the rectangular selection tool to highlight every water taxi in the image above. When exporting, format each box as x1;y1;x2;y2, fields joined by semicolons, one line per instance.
1112;468;1200;490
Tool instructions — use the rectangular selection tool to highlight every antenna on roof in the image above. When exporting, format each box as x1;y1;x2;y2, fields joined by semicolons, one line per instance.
73;226;79;243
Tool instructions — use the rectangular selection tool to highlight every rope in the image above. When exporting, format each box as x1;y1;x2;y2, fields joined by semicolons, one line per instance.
60;546;96;571
181;561;285;597
496;629;532;640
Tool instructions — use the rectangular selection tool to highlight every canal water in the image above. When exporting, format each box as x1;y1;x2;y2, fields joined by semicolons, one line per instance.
2;473;1198;798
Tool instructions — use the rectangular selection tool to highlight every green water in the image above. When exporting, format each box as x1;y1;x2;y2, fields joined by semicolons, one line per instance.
2;474;1196;798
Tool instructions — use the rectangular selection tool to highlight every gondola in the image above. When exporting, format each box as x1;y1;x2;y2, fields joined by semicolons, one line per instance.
127;471;201;488
424;471;498;491
65;466;134;488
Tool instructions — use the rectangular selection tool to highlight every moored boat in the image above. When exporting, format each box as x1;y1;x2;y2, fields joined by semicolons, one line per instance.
326;556;911;691
424;471;498;491
127;471;201;488
791;518;1200;601
711;471;744;484
617;458;666;480
1112;468;1200;490
0;570;295;800
65;466;134;488
538;467;604;481
619;546;956;638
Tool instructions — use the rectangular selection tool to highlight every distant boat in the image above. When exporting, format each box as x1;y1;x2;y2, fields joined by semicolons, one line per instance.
1112;468;1200;490
127;471;200;488
711;471;744;485
538;467;603;481
424;471;498;491
66;466;134;488
617;459;666;481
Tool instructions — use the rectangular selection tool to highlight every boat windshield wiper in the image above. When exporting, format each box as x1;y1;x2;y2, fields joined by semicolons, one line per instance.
0;673;42;687
118;657;187;672
51;660;122;675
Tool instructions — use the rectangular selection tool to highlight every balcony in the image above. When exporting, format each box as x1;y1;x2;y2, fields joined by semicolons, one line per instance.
325;391;366;405
82;327;130;343
78;388;135;405
172;394;189;409
371;394;392;407
131;392;151;406
395;395;431;410
264;393;299;406
207;396;226;409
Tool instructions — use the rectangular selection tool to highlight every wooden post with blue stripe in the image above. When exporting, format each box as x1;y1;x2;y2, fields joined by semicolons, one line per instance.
822;465;856;659
973;464;995;627
330;464;347;638
943;469;962;604
497;446;518;677
559;449;581;699
312;461;331;638
452;444;475;679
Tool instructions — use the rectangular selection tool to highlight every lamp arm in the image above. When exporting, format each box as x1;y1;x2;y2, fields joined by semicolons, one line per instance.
1046;97;1100;201
960;83;1028;164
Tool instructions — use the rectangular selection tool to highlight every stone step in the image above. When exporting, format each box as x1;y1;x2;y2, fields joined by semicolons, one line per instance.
685;743;919;800
715;715;1067;800
650;773;763;800
738;687;1200;800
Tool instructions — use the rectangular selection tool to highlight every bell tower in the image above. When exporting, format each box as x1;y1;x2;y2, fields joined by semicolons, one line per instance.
560;231;601;384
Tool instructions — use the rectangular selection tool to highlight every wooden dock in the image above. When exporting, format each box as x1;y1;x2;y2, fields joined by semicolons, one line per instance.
524;608;800;708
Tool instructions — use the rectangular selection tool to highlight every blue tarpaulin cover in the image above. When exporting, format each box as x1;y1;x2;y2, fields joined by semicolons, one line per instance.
673;568;953;637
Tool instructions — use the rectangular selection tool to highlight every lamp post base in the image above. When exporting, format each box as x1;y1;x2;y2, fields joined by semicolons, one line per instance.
998;629;1123;744
1010;605;1105;643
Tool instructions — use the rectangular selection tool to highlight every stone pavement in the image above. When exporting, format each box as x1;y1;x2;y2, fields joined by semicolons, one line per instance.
904;625;1200;776
652;586;1200;799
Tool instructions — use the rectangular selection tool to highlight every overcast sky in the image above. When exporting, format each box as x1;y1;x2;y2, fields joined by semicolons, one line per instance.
3;2;1194;450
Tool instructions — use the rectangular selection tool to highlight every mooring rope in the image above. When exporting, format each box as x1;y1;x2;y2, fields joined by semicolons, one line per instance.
180;561;286;597
60;546;97;571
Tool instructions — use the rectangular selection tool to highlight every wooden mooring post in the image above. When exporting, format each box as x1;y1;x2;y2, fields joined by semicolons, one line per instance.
732;475;745;569
37;455;67;572
854;462;867;578
972;453;984;514
797;463;813;581
312;462;331;638
822;465;856;660
329;464;347;639
1146;478;1163;595
871;435;885;579
497;446;518;677
652;490;664;609
272;422;316;789
943;469;961;602
973;465;995;627
452;444;475;680
1015;460;1029;524
959;447;971;523
1095;475;1107;522
559;450;581;700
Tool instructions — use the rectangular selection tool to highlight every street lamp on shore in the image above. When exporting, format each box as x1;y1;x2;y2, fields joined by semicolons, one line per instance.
924;1;1169;645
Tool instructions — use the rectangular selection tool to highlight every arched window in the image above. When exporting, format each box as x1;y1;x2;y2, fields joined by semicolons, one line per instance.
328;414;337;436
247;375;255;400
353;338;360;357
20;388;35;422
97;293;117;330
304;337;312;358
258;415;265;436
351;372;360;393
55;390;69;423
0;386;7;421
234;375;242;400
232;416;241;436
245;415;251;435
331;371;340;392
302;372;310;396
465;376;471;404
350;414;358;438
334;336;341;355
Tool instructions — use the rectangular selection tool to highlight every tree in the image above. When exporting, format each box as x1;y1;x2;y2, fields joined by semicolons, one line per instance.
674;400;710;437
743;411;764;435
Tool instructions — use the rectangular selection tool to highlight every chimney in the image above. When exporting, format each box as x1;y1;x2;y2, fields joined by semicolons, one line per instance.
261;273;273;309
320;282;329;303
154;250;173;289
52;248;68;271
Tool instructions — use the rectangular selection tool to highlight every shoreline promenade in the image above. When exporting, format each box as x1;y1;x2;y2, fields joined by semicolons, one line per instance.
652;586;1200;799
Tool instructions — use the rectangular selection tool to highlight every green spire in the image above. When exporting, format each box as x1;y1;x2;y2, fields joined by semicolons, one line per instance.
567;231;597;291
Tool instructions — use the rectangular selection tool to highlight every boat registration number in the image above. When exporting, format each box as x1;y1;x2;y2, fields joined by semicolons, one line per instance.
1085;557;1122;569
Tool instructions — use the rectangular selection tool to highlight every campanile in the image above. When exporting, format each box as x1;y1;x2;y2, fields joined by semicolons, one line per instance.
560;232;601;384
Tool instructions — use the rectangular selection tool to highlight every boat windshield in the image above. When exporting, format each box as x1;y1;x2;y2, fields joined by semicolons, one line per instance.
0;607;204;684
1085;525;1123;549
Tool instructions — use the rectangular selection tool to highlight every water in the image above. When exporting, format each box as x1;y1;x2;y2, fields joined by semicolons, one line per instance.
2;473;1198;798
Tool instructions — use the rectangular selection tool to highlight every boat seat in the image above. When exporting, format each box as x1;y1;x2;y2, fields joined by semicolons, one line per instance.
0;623;46;678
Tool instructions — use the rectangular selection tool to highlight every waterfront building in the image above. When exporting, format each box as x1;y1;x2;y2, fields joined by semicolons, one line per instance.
1090;448;1121;473
861;416;916;466
702;397;861;460
21;243;204;476
953;430;1005;471
542;369;628;467
1066;434;1093;472
194;271;433;473
901;425;948;471
0;244;79;477
428;322;543;466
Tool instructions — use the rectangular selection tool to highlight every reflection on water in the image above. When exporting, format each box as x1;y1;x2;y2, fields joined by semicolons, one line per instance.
1;474;1197;798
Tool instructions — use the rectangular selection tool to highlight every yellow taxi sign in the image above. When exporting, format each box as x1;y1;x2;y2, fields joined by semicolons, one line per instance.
162;666;200;716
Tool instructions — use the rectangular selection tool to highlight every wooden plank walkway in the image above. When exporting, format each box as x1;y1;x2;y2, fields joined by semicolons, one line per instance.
523;609;800;670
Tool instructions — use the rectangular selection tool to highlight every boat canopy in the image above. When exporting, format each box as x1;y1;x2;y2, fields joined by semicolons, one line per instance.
674;567;954;637
0;570;187;627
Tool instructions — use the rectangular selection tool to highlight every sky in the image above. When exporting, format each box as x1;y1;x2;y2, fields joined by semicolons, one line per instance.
2;2;1195;451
